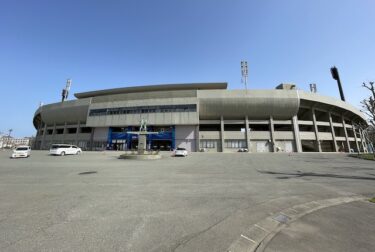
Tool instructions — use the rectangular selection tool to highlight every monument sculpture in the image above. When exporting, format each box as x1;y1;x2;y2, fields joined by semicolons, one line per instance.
119;119;162;159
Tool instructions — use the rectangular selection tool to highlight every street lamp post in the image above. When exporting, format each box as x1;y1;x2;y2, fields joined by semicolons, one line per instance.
7;129;13;148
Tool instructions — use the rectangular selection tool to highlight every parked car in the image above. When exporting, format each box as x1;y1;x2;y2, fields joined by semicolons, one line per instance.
174;147;188;157
49;144;82;156
11;146;31;158
238;148;249;152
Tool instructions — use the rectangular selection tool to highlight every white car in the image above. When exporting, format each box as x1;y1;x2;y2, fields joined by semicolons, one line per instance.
174;147;188;157
11;146;31;158
49;144;82;156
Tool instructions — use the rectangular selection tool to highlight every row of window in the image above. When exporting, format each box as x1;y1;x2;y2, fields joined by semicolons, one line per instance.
224;140;247;148
41;127;92;135
89;104;197;116
111;126;173;133
200;140;217;148
200;124;293;132
200;139;248;149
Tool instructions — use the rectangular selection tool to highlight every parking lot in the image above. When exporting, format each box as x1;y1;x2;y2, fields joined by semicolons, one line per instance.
0;150;374;251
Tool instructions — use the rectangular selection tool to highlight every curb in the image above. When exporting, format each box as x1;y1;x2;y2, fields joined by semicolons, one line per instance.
227;195;365;252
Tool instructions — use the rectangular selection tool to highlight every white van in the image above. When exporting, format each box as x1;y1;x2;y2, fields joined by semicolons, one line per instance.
49;144;82;156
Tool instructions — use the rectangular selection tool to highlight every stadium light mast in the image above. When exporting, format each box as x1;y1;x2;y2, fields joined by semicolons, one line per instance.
330;66;345;102
61;79;72;102
241;61;248;92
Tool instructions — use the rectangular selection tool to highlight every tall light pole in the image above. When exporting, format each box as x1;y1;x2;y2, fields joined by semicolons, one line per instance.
7;129;13;148
330;66;345;101
241;61;248;92
62;79;72;102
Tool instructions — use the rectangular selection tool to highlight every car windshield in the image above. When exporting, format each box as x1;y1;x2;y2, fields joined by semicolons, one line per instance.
177;148;186;150
16;147;28;151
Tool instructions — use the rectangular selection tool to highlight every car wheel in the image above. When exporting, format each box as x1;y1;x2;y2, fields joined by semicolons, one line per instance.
60;151;65;156
76;151;81;155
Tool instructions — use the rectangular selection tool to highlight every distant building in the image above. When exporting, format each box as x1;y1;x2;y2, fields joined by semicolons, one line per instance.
33;82;370;153
1;136;31;148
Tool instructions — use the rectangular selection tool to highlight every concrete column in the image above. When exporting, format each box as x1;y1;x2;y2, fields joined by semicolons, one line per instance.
89;128;94;151
220;116;225;152
35;122;42;149
51;122;56;144
245;116;250;151
364;131;373;153
75;121;81;146
358;127;365;152
292;115;302;152
195;125;200;152
62;122;67;143
41;124;47;150
351;122;360;153
269;116;276;152
341;116;350;152
359;128;368;153
311;108;322;152
328;112;338;152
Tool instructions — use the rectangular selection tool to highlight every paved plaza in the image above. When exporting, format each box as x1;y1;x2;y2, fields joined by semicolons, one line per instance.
0;150;374;251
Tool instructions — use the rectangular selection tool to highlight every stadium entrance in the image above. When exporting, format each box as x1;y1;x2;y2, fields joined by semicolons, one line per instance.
108;126;175;151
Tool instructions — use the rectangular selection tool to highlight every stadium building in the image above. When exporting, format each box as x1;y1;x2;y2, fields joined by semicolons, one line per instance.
33;82;370;153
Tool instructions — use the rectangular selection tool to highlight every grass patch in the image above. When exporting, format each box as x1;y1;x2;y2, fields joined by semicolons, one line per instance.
349;153;375;161
369;198;375;203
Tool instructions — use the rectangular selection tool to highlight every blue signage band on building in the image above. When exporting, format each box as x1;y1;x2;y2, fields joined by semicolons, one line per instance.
108;126;175;151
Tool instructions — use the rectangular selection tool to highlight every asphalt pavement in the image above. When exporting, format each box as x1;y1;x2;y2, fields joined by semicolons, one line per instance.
0;150;374;252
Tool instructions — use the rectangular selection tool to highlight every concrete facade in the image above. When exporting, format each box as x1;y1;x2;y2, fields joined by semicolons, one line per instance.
33;82;369;153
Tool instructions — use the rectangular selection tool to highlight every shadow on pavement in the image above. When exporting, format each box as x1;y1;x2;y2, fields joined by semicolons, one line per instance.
257;170;375;181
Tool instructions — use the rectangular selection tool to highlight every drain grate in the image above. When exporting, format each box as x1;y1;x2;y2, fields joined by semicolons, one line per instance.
78;171;97;175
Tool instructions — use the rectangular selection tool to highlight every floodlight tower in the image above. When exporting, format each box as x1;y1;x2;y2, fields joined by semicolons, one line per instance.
309;83;317;93
330;66;345;101
61;79;72;102
241;61;248;91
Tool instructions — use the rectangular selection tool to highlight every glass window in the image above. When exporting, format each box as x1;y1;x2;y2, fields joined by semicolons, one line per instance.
89;104;197;117
225;140;246;148
200;140;216;148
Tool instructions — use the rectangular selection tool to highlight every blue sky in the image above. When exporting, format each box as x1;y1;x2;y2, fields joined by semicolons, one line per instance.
1;0;375;137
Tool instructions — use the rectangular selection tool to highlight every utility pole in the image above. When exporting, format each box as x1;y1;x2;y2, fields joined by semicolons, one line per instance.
7;129;13;148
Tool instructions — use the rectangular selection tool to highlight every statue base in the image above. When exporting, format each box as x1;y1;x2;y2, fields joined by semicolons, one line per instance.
119;150;162;160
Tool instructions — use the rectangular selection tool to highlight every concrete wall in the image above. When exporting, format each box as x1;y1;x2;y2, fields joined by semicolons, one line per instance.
93;127;108;142
175;125;197;152
86;111;198;127
198;90;299;120
86;94;199;127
